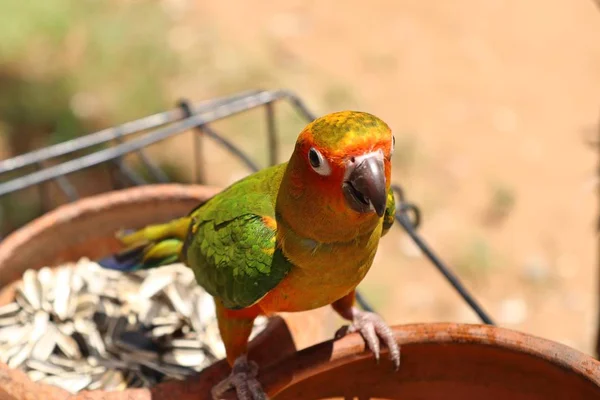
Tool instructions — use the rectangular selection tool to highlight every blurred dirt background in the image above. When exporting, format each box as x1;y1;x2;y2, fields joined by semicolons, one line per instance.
0;0;599;356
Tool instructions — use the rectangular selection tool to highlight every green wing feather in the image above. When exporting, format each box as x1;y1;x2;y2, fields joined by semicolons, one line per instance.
183;164;293;309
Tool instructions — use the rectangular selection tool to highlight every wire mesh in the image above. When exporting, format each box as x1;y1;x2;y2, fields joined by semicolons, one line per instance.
0;89;494;324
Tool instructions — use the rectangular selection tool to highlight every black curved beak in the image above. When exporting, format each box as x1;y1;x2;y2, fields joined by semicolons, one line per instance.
342;153;387;217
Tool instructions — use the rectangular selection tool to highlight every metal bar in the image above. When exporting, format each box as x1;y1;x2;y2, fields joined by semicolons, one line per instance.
0;93;279;196
355;291;375;313
1;90;315;196
136;150;170;183
0;90;307;177
36;162;79;203
276;89;317;121
0;111;176;175
112;128;147;186
34;163;49;214
114;160;146;186
53;174;79;202
202;125;261;173
177;99;206;184
107;162;127;190
266;102;278;166
0;90;263;174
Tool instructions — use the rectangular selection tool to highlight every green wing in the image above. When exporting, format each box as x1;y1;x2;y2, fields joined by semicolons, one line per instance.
183;164;292;310
382;188;396;236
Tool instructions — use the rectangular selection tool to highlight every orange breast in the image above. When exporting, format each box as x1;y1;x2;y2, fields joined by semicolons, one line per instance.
257;221;382;314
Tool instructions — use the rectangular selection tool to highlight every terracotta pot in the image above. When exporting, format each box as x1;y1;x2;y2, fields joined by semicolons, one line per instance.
261;323;600;400
0;184;331;400
3;322;597;400
0;184;221;288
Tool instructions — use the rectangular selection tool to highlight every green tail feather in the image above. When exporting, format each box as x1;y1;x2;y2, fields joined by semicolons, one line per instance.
98;217;191;272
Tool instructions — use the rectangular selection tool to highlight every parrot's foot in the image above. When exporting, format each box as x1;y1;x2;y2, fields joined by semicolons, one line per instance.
211;355;267;400
336;307;400;370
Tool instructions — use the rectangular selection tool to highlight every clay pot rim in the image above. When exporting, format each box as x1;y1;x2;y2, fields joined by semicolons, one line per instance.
0;183;222;281
262;322;600;397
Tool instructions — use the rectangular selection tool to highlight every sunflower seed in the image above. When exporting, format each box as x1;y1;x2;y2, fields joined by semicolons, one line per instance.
85;325;107;356
0;302;20;317
74;293;98;319
56;330;82;359
94;356;130;370
38;267;55;312
71;273;85;292
165;283;192;318
84;273;108;295
104;370;128;391
175;266;196;286
151;314;181;327
152;324;180;338
0;314;21;327
40;374;92;394
169;339;203;349
53;267;72;321
74;364;106;376
37;266;54;287
138;301;163;327
31;323;58;360
162;349;206;367
15;289;34;314
0;343;24;363
26;359;66;375
27;370;47;382
48;354;77;369
8;341;34;368
1;259;268;394
0;324;30;346
30;311;50;343
89;370;125;391
22;269;42;310
139;271;175;299
204;320;225;359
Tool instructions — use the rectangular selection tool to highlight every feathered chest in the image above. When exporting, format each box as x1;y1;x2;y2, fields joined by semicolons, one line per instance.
277;219;383;288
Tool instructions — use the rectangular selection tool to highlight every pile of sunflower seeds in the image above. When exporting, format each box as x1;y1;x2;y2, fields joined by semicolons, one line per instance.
0;258;268;393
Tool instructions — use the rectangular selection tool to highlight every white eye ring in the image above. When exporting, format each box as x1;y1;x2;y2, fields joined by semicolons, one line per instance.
308;147;331;176
391;135;395;156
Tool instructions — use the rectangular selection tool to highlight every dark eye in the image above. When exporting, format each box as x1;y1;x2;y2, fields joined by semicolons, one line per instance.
308;147;331;176
309;148;321;168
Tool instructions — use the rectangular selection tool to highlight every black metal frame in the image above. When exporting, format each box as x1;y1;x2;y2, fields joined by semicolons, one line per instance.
0;89;494;325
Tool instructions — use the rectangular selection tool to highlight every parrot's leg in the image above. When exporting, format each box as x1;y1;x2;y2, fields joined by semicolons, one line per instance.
211;299;267;400
332;290;401;370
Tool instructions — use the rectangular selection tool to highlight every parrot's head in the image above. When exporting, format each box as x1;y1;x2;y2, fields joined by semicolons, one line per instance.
279;111;394;241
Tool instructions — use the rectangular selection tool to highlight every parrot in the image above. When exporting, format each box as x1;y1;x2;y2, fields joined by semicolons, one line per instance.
98;110;400;400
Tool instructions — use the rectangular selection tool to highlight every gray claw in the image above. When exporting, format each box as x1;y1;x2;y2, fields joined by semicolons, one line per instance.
211;355;268;400
347;308;401;370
